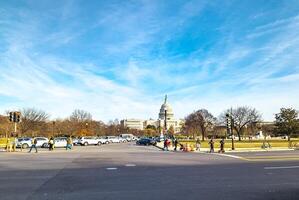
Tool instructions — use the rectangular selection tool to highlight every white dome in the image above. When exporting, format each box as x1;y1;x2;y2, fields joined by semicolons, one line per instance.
158;95;174;120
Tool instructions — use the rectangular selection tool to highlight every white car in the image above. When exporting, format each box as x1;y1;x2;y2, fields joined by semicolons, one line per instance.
35;137;49;148
118;137;127;143
16;137;32;149
54;137;67;148
78;136;100;146
106;136;120;143
119;134;137;142
97;137;109;144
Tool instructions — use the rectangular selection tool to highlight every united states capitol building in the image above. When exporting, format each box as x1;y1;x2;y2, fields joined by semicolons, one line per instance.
120;96;184;133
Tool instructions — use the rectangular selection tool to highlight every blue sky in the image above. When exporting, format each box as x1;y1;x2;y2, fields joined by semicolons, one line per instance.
0;0;299;122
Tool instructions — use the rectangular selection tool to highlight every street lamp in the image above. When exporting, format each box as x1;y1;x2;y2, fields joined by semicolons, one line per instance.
164;108;167;138
52;121;55;137
85;122;89;135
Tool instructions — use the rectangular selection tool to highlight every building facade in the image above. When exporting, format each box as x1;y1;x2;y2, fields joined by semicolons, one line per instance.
121;95;183;134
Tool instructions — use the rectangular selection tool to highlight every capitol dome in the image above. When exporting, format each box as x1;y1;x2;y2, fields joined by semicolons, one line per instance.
159;95;174;120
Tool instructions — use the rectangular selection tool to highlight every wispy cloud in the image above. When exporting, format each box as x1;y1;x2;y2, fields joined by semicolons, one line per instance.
0;0;299;121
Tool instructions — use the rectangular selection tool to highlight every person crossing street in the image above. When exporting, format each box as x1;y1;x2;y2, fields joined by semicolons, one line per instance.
29;138;38;153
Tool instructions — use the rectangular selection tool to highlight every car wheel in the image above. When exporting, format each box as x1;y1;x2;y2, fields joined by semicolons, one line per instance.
84;142;88;146
22;144;29;149
97;142;101;146
105;141;109;144
42;143;48;148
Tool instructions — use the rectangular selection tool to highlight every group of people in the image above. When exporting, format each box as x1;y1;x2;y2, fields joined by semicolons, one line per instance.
163;137;226;153
208;138;225;153
28;136;73;153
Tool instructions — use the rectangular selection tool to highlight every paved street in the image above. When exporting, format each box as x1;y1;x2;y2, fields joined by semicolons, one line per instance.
0;143;299;200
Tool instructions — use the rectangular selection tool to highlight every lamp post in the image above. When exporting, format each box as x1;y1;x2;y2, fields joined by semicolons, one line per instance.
85;122;89;135
164;108;167;138
52;121;55;137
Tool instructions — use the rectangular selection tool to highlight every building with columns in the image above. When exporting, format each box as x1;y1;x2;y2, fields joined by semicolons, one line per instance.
121;95;184;133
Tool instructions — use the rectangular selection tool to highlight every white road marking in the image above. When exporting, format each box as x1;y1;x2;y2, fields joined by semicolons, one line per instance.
264;166;299;170
214;153;246;160
106;167;118;170
125;164;136;167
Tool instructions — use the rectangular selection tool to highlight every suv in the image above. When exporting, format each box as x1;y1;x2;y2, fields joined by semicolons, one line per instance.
35;137;49;148
78;136;100;146
97;137;109;144
16;137;32;149
106;136;120;143
119;134;137;142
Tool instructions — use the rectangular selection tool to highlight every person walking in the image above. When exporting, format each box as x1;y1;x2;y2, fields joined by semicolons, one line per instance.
196;138;201;151
164;139;168;151
29;138;38;153
174;139;178;151
209;138;214;153
219;138;225;153
66;137;72;150
49;137;54;151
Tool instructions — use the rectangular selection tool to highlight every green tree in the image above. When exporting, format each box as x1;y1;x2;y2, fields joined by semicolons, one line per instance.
274;108;299;141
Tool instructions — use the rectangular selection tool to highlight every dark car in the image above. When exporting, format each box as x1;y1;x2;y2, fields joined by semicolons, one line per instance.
136;138;157;146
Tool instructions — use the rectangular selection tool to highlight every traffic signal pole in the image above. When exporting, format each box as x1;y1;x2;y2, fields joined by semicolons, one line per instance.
230;108;235;150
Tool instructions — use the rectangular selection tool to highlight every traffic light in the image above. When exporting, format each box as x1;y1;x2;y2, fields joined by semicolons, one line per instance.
8;111;21;123
226;113;232;136
16;112;21;122
9;112;14;122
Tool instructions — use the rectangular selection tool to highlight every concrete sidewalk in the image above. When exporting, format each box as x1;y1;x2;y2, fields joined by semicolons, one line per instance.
155;142;295;153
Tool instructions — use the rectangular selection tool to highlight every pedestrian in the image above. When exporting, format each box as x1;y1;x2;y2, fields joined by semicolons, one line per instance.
195;138;201;151
174;139;178;151
164;139;168;151
219;138;225;153
209;138;214;153
49;137;54;151
29;138;38;153
66;137;72;150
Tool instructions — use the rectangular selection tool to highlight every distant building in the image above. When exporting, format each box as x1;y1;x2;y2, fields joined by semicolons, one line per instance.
120;119;144;130
121;95;183;133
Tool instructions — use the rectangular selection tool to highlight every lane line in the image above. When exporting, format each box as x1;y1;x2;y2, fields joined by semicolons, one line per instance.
264;166;299;170
213;153;250;161
106;167;118;170
125;164;136;167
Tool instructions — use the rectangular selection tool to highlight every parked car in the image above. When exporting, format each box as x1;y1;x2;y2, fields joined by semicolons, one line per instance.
72;137;80;145
16;137;32;149
54;137;67;148
106;136;120;143
97;137;109;144
35;137;49;148
119;134;137;141
136;138;157;146
118;137;127;143
78;136;100;146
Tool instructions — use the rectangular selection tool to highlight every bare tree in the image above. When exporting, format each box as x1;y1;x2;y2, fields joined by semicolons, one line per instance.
19;108;50;136
70;109;92;122
185;109;216;141
221;106;262;141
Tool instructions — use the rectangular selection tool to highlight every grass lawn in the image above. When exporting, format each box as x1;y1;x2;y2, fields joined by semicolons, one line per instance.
178;139;299;149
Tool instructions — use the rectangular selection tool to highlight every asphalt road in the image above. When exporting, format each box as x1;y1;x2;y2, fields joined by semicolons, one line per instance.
0;143;299;200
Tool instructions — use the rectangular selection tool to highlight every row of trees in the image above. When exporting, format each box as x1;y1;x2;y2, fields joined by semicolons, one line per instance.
0;108;130;138
0;107;298;140
183;106;299;141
